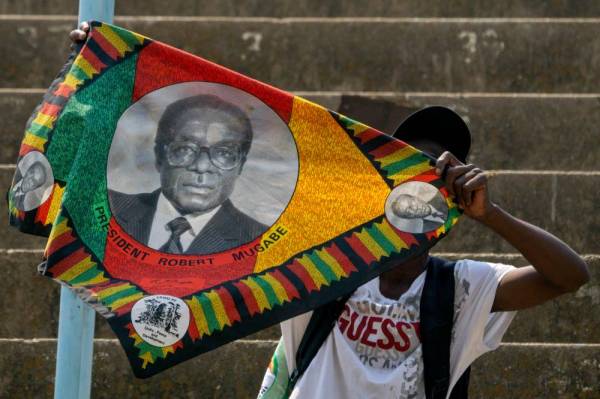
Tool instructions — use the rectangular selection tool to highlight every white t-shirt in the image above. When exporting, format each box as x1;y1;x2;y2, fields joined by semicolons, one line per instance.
260;259;516;399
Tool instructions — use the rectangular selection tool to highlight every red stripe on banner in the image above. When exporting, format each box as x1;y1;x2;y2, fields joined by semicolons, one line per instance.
270;269;300;300
45;231;76;256
49;247;90;277
92;31;120;60
356;128;380;144
53;83;75;97
81;45;107;72
114;301;136;316
216;286;241;323
369;140;407;159
91;281;128;294
439;187;449;197
325;243;358;275
19;143;39;156
394;230;418;247
426;230;438;240
132;42;294;123
345;234;377;265
411;170;438;183
39;102;62;118
287;260;318;293
34;190;53;225
187;312;200;341
233;281;260;316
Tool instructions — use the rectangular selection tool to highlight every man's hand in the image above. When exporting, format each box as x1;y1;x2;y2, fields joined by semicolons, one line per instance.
69;21;90;45
433;153;589;312
434;151;496;221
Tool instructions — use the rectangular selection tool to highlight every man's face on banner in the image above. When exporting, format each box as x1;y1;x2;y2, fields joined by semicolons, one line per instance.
157;107;249;215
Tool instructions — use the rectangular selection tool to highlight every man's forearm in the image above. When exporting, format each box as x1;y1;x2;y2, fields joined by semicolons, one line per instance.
478;204;590;291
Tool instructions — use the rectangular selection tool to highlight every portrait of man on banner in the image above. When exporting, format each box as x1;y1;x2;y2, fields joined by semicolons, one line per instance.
107;83;299;255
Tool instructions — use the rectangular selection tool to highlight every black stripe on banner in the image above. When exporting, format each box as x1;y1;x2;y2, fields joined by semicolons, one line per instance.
279;264;310;298
86;38;116;68
224;282;251;322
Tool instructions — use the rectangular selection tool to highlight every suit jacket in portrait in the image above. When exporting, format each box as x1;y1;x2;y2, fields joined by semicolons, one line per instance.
108;189;268;255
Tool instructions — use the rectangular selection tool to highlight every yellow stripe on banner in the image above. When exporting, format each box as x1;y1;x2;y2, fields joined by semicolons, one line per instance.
131;31;147;44
349;123;369;136
71;273;108;287
63;73;83;89
130;332;144;346
74;55;98;78
389;161;432;186
242;279;271;312
32;113;57;129
109;292;144;310
22;133;47;151
56;255;94;281
261;274;289;304
297;255;328;289
97;283;131;299
316;249;346;278
187;297;210;337
377;220;409;251
51;217;71;238
356;229;388;260
205;291;230;328
162;346;175;357
377;146;416;168
44;184;65;225
97;24;129;56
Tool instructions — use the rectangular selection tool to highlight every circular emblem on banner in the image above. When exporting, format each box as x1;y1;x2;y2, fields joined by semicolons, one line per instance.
131;295;190;347
106;82;299;255
11;151;54;211
385;181;448;234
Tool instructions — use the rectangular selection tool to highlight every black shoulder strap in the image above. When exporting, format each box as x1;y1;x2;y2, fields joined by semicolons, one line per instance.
289;293;351;389
421;256;470;399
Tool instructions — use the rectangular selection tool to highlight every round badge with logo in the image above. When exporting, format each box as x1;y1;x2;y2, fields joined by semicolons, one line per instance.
131;295;190;347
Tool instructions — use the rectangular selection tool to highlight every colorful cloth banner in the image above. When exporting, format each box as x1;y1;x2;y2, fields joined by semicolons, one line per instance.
7;22;461;377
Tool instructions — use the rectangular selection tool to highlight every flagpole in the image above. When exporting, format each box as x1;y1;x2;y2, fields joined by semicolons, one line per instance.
53;3;114;398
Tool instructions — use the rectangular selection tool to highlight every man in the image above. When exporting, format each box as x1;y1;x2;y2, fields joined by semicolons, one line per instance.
258;106;589;398
109;93;268;255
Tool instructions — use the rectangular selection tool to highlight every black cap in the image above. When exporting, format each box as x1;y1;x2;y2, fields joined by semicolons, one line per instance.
392;106;471;163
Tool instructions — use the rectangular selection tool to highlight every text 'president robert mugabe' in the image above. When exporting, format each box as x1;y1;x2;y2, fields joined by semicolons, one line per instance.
109;94;268;255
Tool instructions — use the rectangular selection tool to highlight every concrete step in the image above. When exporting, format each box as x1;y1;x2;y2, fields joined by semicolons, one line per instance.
1;249;598;343
440;172;600;254
3;1;600;17
0;339;598;398
3;17;600;92
0;169;598;253
3;91;599;170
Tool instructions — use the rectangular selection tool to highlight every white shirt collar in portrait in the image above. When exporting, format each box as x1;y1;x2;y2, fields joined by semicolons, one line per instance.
148;192;221;252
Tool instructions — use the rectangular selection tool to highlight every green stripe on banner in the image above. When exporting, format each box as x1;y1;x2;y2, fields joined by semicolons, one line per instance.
384;153;427;175
308;252;338;283
69;65;91;82
68;266;100;285
198;294;220;333
55;53;138;261
112;26;141;48
366;225;395;255
28;122;52;139
253;276;281;306
102;286;139;304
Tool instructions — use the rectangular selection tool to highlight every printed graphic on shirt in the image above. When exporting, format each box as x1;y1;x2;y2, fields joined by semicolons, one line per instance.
131;295;190;347
338;289;422;370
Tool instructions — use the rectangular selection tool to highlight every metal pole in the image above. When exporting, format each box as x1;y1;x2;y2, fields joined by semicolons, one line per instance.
53;3;114;398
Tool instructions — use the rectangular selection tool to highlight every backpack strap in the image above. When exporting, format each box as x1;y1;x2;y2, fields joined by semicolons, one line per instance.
421;256;470;399
288;293;352;390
